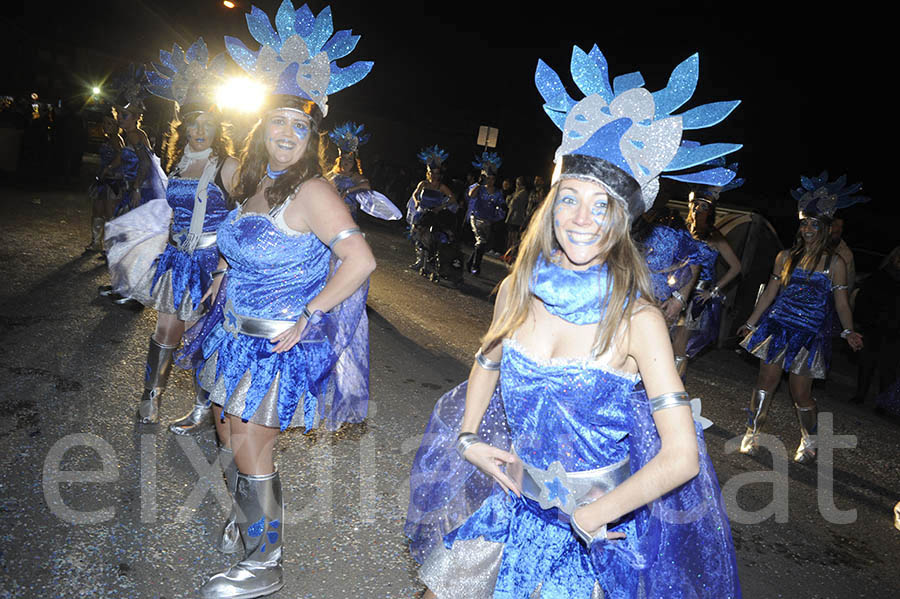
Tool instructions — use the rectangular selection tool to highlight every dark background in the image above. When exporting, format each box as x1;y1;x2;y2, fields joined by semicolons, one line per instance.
1;0;891;255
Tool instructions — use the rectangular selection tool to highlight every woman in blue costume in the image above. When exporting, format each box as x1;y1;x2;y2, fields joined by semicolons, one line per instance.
123;38;241;430
409;145;460;282
180;3;375;597
671;184;743;373
738;172;865;463
85;107;124;252
406;46;742;598
466;152;506;276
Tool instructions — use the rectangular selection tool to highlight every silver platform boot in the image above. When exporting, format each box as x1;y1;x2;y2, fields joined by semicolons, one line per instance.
793;402;818;464
200;470;284;598
218;447;242;554
137;337;177;424
168;376;215;435
740;389;772;456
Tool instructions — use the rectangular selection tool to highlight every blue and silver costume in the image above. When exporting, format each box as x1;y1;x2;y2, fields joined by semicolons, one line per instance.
639;224;700;304
406;259;740;598
684;239;722;357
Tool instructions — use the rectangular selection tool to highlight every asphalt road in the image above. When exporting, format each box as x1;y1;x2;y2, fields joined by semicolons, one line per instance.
0;171;898;599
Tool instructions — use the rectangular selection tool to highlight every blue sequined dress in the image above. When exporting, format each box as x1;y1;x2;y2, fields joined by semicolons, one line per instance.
406;265;741;598
740;259;837;379
179;195;370;431
639;224;699;304
115;144;167;215
684;240;723;357
127;172;231;321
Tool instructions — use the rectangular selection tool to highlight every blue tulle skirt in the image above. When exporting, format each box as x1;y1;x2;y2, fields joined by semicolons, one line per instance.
740;305;832;379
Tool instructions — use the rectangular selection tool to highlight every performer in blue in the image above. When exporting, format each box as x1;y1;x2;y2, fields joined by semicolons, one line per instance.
406;46;742;598
327;121;370;216
671;172;744;374
180;3;375;597
86;106;124;252
115;38;240;430
738;172;866;463
466;152;505;275
409;145;459;282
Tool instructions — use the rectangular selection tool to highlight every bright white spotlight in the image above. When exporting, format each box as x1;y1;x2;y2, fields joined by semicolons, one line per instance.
216;77;266;113
91;86;101;95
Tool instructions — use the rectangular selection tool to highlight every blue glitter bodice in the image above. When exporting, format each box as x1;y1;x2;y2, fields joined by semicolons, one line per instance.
217;205;330;320
166;178;231;232
642;225;696;272
695;239;719;282
768;268;833;333
501;339;637;473
331;174;355;196
120;146;140;181
98;143;118;173
468;186;505;221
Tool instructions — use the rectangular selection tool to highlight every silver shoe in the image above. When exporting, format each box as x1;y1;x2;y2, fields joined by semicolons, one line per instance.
793;402;818;464
200;471;284;598
740;389;772;456
137;337;177;425
219;447;242;554
168;377;214;435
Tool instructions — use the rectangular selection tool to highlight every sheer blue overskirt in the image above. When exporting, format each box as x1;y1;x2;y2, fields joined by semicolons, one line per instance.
104;198;172;297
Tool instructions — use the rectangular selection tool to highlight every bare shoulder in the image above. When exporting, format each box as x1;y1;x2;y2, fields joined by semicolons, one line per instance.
630;298;666;329
775;249;791;267
295;177;342;205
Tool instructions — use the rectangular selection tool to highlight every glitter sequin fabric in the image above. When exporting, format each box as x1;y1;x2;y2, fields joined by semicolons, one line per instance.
467;186;506;223
685;240;722;357
741;265;835;378
529;256;608;325
125;177;230;320
114;145;168;215
181;199;369;431
639;224;699;303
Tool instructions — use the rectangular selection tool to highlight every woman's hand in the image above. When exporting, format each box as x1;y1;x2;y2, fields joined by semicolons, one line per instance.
571;505;626;542
202;274;224;304
462;442;521;496
269;316;308;354
845;331;863;352
736;324;752;338
697;289;713;304
660;297;682;324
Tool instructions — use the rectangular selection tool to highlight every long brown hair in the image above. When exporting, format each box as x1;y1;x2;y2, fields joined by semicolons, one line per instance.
687;199;717;241
234;116;323;207
780;218;833;287
163;113;233;171
481;180;655;356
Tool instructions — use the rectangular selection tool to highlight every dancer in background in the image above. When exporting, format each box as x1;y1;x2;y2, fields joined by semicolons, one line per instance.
85;106;123;252
409;145;459;282
465;152;505;275
182;3;375;596
327;121;370;216
407;45;742;598
671;176;743;375
738;172;867;463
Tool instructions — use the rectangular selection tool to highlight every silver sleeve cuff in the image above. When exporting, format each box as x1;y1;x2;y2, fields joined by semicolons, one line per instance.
327;227;361;249
571;513;607;546
649;391;690;412
475;349;501;371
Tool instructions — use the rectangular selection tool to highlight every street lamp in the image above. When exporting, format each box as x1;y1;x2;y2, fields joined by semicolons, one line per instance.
223;1;236;8
216;77;266;113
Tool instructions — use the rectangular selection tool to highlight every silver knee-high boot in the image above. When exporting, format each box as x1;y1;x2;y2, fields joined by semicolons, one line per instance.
137;337;177;424
169;375;214;435
200;470;284;599
218;447;242;554
740;388;773;455
793;401;818;464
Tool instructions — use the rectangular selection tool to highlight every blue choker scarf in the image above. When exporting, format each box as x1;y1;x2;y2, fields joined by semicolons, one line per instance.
529;254;609;325
266;164;287;179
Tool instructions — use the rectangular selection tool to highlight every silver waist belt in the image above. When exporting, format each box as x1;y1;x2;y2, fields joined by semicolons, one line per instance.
168;229;218;250
222;301;297;339
513;451;631;517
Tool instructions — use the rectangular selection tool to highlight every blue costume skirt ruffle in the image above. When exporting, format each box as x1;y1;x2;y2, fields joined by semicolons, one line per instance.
406;384;741;598
104;198;171;299
130;243;218;321
684;295;723;358
178;261;370;432
740;306;832;379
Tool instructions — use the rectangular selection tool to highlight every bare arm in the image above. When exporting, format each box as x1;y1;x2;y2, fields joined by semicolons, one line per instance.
220;156;241;197
830;256;863;351
574;306;699;533
739;250;788;333
711;232;742;292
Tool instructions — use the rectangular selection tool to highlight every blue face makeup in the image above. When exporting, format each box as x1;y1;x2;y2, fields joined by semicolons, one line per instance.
292;122;308;141
800;218;822;230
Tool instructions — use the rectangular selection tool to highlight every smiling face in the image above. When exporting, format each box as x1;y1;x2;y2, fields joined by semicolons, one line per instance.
799;217;826;245
185;113;217;153
264;108;312;171
552;178;612;270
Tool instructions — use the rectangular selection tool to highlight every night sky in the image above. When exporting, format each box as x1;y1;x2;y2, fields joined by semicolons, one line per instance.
6;1;892;254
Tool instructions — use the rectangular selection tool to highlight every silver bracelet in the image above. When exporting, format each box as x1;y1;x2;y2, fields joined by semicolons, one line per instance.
648;391;690;413
840;329;853;339
327;227;361;249
475;349;501;371
455;432;484;459
210;268;227;277
711;285;721;298
671;290;686;308
571;512;607;547
302;306;313;321
744;322;758;333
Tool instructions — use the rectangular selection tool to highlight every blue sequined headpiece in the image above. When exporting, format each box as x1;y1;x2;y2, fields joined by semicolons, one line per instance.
535;45;742;221
472;151;502;175
689;151;743;203
329;121;369;154
792;171;868;220
418;145;449;168
224;1;373;118
146;38;226;116
109;63;150;112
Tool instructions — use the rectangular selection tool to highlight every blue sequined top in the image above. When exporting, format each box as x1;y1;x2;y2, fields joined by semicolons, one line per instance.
694;239;719;282
641;224;699;301
768;268;833;333
468;186;505;222
120;146;141;182
166;178;231;233
501;339;637;473
216;203;331;321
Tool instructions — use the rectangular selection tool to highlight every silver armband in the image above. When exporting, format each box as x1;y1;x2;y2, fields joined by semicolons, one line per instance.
671;290;686;308
455;432;484;459
210;268;227;277
832;284;849;291
744;322;758;333
571;513;607;547
302;306;313;321
648;391;690;412
327;227;361;249
475;349;501;371
840;329;853;339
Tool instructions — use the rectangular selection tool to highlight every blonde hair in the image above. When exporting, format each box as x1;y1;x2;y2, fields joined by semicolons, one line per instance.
481;180;655;356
